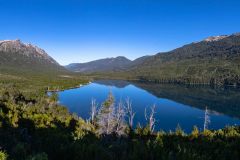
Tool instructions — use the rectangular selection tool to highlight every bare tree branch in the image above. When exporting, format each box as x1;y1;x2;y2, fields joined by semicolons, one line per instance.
125;97;136;129
145;105;157;133
115;101;127;135
90;98;98;125
204;106;211;131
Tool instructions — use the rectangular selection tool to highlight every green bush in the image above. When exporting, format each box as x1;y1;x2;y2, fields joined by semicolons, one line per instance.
0;151;7;160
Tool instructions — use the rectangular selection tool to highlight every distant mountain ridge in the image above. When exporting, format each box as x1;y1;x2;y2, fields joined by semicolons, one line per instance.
138;33;240;65
1;32;240;86
66;32;240;86
127;33;240;85
0;39;66;74
66;56;132;73
66;55;153;73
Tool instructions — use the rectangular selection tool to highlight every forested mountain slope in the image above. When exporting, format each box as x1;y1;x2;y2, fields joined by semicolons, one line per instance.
128;33;240;85
66;33;240;86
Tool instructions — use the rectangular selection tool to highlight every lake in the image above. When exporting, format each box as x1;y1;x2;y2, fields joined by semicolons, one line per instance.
57;80;240;133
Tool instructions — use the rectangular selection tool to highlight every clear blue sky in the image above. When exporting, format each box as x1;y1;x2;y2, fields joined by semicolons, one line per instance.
0;0;240;65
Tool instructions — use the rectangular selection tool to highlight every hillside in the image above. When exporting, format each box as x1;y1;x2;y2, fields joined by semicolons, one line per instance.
66;56;132;73
127;33;240;85
77;33;240;86
0;39;88;92
0;39;67;74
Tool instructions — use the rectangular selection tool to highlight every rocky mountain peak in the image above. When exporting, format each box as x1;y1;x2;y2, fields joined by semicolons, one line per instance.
0;39;58;65
203;35;229;42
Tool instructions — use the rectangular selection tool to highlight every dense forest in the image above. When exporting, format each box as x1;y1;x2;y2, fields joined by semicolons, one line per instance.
0;85;240;160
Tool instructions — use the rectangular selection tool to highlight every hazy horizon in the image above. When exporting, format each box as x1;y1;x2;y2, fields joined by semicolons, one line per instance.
1;0;240;65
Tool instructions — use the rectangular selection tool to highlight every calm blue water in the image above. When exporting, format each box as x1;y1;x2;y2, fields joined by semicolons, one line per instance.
57;80;240;133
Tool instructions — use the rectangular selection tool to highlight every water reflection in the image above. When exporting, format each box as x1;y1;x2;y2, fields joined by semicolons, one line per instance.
58;80;240;133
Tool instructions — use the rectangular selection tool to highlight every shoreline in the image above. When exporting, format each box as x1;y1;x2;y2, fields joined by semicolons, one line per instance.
47;81;92;92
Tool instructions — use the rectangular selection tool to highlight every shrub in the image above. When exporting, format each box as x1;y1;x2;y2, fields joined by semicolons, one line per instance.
0;151;7;160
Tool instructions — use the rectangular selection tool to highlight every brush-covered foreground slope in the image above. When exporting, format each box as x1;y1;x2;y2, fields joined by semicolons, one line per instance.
1;87;240;160
119;33;240;86
66;56;132;73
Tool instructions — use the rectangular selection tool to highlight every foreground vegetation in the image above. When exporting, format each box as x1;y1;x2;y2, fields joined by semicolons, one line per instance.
0;86;240;160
